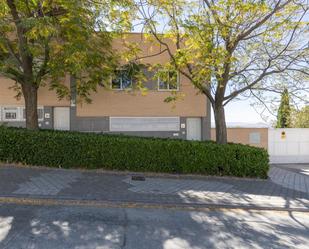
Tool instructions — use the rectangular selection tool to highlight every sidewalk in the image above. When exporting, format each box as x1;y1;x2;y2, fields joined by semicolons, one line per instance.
0;164;308;211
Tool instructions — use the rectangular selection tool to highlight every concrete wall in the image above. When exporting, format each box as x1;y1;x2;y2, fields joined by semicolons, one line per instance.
211;128;268;149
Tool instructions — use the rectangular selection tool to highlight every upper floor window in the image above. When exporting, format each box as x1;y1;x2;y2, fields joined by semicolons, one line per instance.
111;70;132;90
157;70;179;91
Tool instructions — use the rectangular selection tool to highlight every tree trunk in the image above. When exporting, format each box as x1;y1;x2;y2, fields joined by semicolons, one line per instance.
214;103;227;144
22;83;39;130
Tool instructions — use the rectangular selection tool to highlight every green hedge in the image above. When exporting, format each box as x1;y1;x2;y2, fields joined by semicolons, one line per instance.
0;126;269;178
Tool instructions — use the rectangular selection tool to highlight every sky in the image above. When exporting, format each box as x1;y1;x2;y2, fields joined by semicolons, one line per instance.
216;100;270;125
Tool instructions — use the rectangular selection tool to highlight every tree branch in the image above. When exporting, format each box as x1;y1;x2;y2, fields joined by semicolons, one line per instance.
235;0;292;42
35;39;50;84
6;0;33;81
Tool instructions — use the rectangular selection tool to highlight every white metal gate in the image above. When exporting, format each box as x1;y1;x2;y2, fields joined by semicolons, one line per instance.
54;107;70;131
268;128;309;164
186;118;202;141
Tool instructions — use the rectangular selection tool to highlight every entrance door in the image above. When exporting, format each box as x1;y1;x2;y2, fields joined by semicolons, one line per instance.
54;107;70;130
186;118;202;141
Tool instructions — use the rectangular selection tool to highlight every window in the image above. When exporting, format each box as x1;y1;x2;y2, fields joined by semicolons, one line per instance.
0;106;44;122
111;70;132;90
158;70;179;91
22;107;44;121
249;132;261;144
2;107;18;121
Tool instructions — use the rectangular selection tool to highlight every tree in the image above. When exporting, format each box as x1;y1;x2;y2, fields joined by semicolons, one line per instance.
291;106;309;128
276;88;291;128
0;0;132;129
135;0;309;144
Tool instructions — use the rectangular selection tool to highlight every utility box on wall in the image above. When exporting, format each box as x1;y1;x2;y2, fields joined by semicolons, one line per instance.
281;131;286;140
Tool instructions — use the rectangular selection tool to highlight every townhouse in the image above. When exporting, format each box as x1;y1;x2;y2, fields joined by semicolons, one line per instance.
0;33;211;141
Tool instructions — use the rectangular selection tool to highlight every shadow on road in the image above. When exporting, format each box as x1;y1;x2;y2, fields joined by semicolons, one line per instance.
0;204;308;249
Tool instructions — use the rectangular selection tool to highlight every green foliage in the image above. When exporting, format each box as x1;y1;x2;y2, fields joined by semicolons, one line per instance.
276;88;291;128
0;0;135;129
0;0;134;101
291;106;309;128
136;0;308;143
137;0;307;97
0;127;269;178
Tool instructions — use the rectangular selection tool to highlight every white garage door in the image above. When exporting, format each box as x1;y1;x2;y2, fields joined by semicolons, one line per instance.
110;117;180;131
268;128;309;164
186;118;202;141
54;107;70;131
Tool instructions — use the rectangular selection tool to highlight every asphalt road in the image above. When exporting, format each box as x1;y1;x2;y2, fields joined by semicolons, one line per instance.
0;204;308;249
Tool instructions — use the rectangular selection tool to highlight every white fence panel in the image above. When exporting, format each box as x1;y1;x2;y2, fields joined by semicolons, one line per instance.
268;128;309;164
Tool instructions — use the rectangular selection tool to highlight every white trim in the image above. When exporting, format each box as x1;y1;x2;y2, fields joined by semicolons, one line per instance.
157;70;180;91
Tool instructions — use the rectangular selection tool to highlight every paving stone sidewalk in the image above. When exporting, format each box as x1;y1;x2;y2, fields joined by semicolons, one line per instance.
0;164;309;210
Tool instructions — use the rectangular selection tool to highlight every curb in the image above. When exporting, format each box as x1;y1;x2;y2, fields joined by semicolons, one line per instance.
0;163;268;181
0;196;308;213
